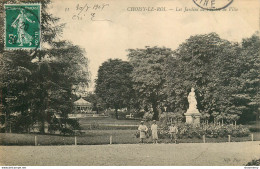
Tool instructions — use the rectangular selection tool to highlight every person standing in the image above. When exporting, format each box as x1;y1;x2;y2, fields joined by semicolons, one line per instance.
151;120;158;144
138;121;148;143
169;123;178;144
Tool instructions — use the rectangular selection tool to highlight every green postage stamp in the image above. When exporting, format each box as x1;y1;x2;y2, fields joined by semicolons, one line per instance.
4;4;41;50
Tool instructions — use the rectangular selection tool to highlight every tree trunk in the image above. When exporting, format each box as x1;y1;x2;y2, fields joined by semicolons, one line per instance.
222;119;224;126
27;125;30;134
235;121;236;128
39;109;45;134
5;112;8;133
115;108;118;119
152;102;159;120
40;120;45;134
9;123;12;133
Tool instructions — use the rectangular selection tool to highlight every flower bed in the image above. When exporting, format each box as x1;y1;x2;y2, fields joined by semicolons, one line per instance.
158;124;250;139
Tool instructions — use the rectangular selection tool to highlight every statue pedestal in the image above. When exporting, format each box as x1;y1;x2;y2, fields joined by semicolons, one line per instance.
184;112;201;124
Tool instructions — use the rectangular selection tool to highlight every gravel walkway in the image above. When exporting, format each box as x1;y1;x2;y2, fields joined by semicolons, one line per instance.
0;141;259;166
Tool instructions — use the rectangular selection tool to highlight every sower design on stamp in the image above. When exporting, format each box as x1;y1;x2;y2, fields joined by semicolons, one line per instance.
5;4;41;50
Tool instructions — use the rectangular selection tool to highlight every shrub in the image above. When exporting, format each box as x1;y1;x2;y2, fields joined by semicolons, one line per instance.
246;158;260;166
249;127;260;132
233;125;250;137
143;112;153;121
134;110;145;118
158;129;169;139
60;128;75;136
0;127;5;133
89;122;100;129
158;123;250;139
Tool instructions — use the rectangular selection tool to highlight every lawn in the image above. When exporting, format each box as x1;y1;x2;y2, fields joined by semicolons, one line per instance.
1;118;259;145
78;117;140;130
79;117;140;125
1;131;259;146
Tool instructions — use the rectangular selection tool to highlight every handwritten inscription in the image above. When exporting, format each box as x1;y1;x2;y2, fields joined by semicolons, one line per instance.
65;3;111;22
64;3;238;22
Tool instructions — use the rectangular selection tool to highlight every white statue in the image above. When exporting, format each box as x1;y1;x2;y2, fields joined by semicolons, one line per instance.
186;87;200;114
185;87;200;124
188;87;197;110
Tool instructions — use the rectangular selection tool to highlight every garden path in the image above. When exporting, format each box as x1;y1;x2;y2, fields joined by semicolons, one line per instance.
0;141;259;165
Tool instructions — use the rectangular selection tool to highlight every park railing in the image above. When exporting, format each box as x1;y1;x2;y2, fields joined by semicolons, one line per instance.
0;132;258;146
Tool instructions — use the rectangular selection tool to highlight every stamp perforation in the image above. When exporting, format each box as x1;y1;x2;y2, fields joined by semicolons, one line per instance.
4;3;41;50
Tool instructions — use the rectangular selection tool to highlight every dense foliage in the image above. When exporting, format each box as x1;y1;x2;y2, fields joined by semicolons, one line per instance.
164;33;259;124
122;33;259;124
95;59;133;119
96;33;259;124
0;0;90;133
157;124;250;139
127;47;172;120
246;158;260;166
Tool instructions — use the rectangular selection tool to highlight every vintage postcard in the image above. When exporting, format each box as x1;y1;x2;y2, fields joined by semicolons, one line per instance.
0;0;259;167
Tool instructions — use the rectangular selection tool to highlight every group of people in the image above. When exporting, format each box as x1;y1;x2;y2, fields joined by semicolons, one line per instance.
138;120;179;144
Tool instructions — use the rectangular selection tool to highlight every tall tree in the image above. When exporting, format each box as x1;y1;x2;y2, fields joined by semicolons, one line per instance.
232;33;260;123
95;59;133;119
165;32;259;124
0;0;90;133
127;47;172;120
165;33;241;119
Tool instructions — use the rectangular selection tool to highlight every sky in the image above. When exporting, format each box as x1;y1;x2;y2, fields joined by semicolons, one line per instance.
48;0;259;91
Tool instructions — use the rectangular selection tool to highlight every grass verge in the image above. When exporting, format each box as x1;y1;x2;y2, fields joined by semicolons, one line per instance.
1;131;259;146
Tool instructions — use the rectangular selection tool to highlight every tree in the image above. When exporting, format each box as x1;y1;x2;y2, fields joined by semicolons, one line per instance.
84;92;105;114
212;112;219;125
127;46;173;120
0;0;90;133
95;59;133;119
200;111;210;126
231;114;240;127
232;33;260;123
164;33;244;122
31;42;89;133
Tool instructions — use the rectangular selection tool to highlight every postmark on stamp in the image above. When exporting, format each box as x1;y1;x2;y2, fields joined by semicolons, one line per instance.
4;4;41;50
193;0;233;11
